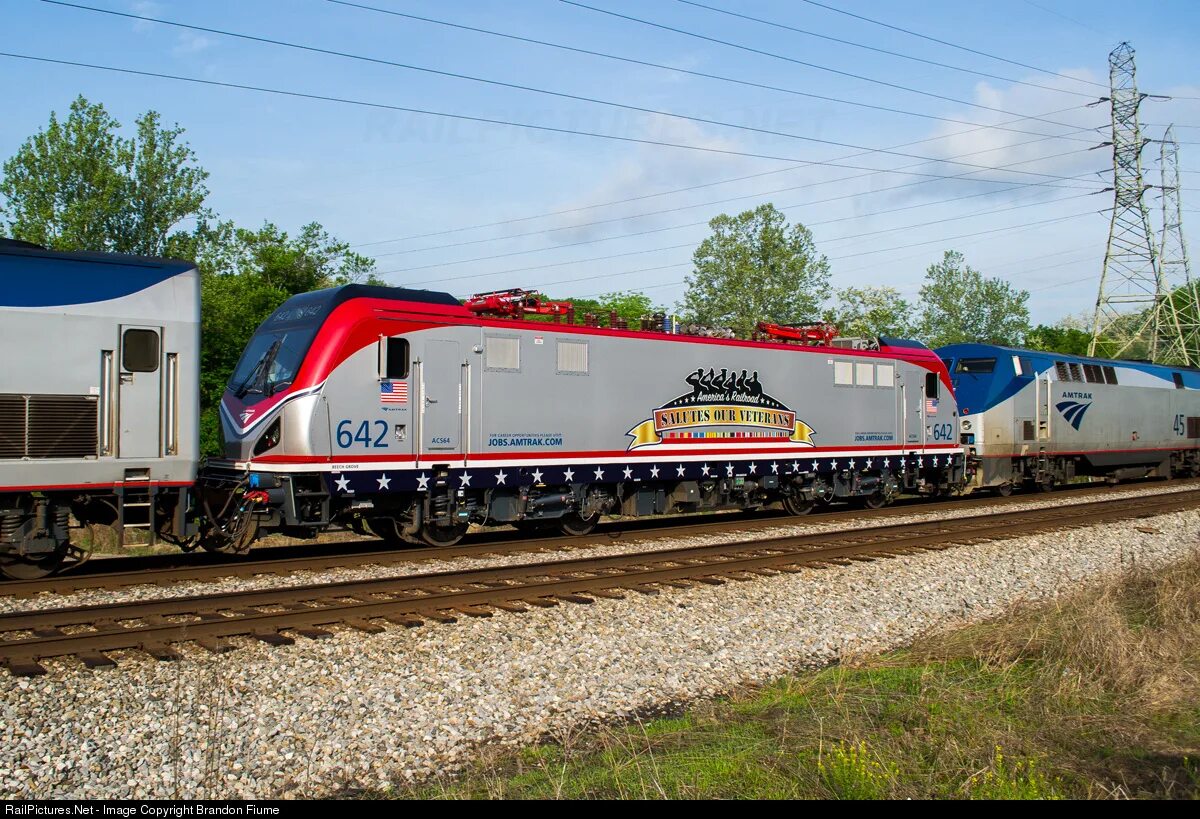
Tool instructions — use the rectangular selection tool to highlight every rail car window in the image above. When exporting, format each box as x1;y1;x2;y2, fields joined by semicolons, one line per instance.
381;337;409;380
1188;417;1200;438
1104;366;1118;384
925;372;939;399
556;340;588;374
833;361;854;385
954;358;995;374
855;362;874;386
876;364;895;388
485;335;520;371
1174;372;1185;389
122;329;159;373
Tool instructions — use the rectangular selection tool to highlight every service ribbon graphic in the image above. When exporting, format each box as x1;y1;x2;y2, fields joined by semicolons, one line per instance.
626;368;817;450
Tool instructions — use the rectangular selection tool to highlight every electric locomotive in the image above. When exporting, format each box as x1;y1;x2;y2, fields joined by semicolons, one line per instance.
938;342;1200;493
203;286;966;550
0;239;201;578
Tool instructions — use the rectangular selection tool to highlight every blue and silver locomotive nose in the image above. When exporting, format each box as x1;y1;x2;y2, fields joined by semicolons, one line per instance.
937;342;1200;493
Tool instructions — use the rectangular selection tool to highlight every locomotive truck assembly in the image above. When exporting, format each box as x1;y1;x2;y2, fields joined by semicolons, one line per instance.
2;240;1199;579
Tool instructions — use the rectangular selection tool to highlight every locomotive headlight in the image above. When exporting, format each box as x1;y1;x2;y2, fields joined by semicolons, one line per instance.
253;418;282;456
961;419;972;431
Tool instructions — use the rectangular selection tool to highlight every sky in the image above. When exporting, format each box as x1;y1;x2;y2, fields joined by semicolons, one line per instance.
3;0;1199;326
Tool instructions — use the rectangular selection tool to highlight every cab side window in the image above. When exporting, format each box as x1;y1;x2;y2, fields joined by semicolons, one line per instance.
925;372;939;399
382;337;409;379
122;329;159;373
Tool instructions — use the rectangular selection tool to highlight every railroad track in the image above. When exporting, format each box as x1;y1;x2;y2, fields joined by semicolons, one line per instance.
2;490;1196;677
5;479;1189;599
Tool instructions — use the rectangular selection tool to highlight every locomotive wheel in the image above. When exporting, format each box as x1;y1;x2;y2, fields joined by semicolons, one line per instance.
781;495;814;516
558;512;600;536
0;548;68;580
861;491;888;510
199;518;260;554
421;521;469;547
366;517;422;547
996;482;1015;497
1035;478;1056;493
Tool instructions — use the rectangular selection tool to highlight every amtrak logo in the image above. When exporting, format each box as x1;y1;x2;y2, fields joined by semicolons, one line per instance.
1056;399;1092;430
239;409;256;425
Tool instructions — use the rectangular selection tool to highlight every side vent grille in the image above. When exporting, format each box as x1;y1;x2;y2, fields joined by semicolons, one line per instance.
0;395;24;458
0;395;98;459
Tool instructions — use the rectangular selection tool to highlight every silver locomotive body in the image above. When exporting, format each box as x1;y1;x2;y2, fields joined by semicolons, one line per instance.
209;285;964;548
0;240;200;576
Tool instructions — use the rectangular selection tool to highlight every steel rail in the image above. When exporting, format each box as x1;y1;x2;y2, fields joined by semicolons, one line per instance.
5;479;1190;599
2;490;1195;676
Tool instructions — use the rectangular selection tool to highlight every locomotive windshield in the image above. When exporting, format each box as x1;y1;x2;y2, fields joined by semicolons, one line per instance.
228;325;319;402
226;291;333;403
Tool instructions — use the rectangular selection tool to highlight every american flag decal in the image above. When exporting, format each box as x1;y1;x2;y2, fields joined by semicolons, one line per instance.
925;397;939;415
380;381;408;405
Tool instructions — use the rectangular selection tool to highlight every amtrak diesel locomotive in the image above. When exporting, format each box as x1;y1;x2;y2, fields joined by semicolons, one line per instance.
939;343;1200;493
205;287;966;550
0;240;200;578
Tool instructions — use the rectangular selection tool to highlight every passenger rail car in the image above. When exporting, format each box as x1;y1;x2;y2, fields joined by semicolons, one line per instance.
206;285;966;550
0;240;200;578
938;342;1200;493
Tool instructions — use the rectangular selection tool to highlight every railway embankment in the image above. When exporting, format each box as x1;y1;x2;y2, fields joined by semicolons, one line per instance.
410;546;1200;799
1;490;1197;798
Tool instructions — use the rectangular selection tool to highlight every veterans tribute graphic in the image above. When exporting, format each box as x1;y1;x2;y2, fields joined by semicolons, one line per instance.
627;367;816;450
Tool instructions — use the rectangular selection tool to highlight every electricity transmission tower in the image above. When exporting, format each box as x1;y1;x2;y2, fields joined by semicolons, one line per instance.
1090;43;1188;363
1158;125;1198;364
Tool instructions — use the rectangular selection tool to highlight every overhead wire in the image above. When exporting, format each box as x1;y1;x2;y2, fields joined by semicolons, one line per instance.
41;1;1106;182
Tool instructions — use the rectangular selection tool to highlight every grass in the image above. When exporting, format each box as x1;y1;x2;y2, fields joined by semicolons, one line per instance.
388;552;1200;799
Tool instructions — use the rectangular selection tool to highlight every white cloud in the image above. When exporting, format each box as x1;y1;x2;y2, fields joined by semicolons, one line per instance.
173;31;214;56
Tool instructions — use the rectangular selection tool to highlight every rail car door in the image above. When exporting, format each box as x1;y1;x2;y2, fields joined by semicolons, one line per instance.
117;325;163;459
418;340;463;463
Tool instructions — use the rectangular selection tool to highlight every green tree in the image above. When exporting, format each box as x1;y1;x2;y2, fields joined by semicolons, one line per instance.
918;250;1030;347
1025;323;1093;356
826;286;917;340
683;204;830;337
0;96;208;255
549;291;663;326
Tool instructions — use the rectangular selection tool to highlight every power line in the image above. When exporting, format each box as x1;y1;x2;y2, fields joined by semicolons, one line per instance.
6;51;1086;176
1018;0;1113;41
559;0;1099;130
323;0;1104;143
396;200;1101;290
674;0;1097;98
352;103;1100;248
43;1;1102;182
793;0;1108;90
570;210;1101;301
385;189;1097;276
373;150;1102;260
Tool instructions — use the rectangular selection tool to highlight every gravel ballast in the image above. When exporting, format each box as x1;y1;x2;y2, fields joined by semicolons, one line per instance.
1;499;1198;798
1;481;1193;614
